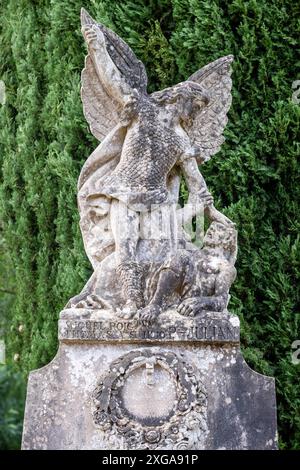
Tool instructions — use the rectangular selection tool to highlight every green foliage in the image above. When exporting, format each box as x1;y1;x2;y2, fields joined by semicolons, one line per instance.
0;0;299;449
0;365;26;450
0;235;15;336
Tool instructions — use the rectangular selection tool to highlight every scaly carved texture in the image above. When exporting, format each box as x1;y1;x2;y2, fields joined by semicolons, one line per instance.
101;97;186;207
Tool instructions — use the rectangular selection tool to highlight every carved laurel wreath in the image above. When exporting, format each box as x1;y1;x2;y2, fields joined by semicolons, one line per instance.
92;349;208;450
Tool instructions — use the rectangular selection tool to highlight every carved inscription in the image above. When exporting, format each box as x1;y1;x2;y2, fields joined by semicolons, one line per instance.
59;317;239;343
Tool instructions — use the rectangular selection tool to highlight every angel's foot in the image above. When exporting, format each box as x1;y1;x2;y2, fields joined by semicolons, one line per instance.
177;298;200;317
139;304;161;322
118;300;139;319
69;294;103;309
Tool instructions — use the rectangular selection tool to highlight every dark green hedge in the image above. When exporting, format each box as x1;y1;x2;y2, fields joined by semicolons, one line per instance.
0;0;299;449
0;365;25;450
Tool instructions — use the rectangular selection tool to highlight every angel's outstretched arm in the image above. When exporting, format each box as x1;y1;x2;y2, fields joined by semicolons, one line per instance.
82;25;133;105
180;156;213;207
180;156;233;226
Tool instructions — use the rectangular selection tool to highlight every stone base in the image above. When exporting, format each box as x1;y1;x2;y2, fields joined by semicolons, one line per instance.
22;310;277;450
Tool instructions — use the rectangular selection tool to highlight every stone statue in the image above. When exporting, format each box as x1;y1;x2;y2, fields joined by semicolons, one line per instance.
21;9;278;451
67;8;237;320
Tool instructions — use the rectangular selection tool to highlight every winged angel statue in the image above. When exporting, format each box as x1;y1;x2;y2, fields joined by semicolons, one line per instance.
67;9;237;320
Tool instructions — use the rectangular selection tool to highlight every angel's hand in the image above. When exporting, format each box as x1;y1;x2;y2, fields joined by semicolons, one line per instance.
205;205;235;227
82;25;105;50
189;145;206;163
188;186;214;207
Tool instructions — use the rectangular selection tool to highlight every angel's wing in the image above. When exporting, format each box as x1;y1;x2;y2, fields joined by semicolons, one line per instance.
184;55;233;163
80;8;148;141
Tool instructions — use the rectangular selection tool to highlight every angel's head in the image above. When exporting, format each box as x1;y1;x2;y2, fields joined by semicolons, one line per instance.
152;81;210;125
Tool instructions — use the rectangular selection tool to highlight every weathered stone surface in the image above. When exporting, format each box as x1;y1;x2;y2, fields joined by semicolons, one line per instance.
22;326;277;450
59;309;240;344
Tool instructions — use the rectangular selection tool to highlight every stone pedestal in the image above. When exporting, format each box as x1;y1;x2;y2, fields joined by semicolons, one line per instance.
22;309;277;450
